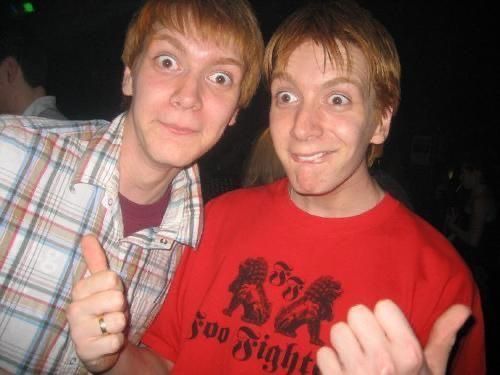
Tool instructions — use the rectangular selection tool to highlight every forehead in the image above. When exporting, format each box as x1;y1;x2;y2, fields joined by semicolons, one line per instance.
273;41;370;88
149;21;243;57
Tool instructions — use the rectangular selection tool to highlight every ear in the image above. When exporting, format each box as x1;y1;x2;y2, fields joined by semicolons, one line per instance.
122;66;133;96
370;108;393;145
228;108;240;127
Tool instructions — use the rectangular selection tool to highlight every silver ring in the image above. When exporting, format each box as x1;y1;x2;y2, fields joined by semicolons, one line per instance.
98;317;108;335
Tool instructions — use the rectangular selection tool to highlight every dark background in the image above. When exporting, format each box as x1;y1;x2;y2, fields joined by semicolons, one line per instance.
2;0;496;216
2;0;498;371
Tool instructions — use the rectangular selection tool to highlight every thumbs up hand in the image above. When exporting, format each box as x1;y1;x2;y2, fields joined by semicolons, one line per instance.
67;235;128;373
81;234;109;274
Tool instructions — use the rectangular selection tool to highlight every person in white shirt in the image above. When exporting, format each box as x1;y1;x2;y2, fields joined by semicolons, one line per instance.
0;26;66;120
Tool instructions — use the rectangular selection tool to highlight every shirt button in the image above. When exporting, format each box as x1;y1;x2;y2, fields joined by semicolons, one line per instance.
69;357;77;365
102;194;114;208
160;238;168;245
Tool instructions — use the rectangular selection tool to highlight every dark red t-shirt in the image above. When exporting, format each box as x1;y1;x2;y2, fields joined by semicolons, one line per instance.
119;186;171;237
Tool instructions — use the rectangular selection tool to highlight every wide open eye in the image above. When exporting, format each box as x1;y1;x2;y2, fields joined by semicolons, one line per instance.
207;72;232;86
276;91;298;105
156;55;179;71
328;93;350;106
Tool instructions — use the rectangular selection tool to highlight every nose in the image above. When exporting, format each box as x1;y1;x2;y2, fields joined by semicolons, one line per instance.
170;74;202;110
291;101;322;141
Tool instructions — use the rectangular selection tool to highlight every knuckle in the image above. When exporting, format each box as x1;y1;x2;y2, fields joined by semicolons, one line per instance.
332;321;348;332
330;321;349;338
373;351;397;375
108;334;125;353
402;342;424;370
71;282;84;300
74;342;92;360
379;363;397;375
104;271;120;287
110;291;126;310
347;304;369;322
66;302;82;320
111;273;123;290
116;313;127;330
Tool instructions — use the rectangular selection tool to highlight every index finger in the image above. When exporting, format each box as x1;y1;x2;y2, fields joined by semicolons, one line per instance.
374;300;424;371
373;299;416;342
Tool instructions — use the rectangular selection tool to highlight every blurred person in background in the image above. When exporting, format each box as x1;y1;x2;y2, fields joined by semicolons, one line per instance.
446;150;499;372
242;127;286;187
0;26;66;119
446;151;497;267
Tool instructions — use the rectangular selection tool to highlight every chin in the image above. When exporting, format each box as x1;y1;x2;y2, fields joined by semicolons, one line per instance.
290;181;325;196
292;175;346;198
288;172;325;194
155;147;201;166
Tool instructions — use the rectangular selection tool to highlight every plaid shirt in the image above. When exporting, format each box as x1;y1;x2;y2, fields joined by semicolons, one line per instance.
0;114;203;374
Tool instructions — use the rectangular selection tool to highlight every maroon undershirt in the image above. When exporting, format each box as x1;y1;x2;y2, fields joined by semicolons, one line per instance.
118;186;171;237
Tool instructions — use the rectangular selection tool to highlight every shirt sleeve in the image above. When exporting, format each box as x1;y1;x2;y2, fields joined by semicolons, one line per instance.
141;246;193;363
449;282;486;375
412;255;486;375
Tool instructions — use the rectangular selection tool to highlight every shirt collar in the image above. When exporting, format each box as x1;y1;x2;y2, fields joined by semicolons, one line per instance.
157;164;204;248
23;96;57;116
71;112;124;192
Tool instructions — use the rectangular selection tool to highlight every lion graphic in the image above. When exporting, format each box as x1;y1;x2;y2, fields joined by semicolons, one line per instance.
223;257;271;325
274;276;342;345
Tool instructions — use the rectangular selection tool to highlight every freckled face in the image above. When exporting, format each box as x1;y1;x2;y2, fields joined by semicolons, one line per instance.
269;41;390;210
121;26;243;175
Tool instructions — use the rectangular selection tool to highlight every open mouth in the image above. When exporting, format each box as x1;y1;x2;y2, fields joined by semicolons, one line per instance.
293;151;330;163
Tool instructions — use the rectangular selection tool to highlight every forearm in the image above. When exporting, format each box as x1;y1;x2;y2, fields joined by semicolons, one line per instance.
105;342;173;375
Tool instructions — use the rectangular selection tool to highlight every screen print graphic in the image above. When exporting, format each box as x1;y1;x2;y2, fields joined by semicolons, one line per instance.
223;257;271;325
274;276;342;346
187;258;343;373
223;258;342;345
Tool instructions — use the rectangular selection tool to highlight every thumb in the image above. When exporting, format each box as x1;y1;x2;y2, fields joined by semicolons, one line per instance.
424;304;471;374
81;234;108;274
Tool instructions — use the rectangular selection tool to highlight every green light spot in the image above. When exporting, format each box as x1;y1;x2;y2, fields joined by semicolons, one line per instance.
23;2;35;13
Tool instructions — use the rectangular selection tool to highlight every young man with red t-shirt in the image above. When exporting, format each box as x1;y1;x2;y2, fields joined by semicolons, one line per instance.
67;1;485;374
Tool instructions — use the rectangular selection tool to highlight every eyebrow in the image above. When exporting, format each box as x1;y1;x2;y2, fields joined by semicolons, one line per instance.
152;33;244;69
152;33;187;55
212;56;244;69
271;71;294;84
272;71;366;95
323;77;364;93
